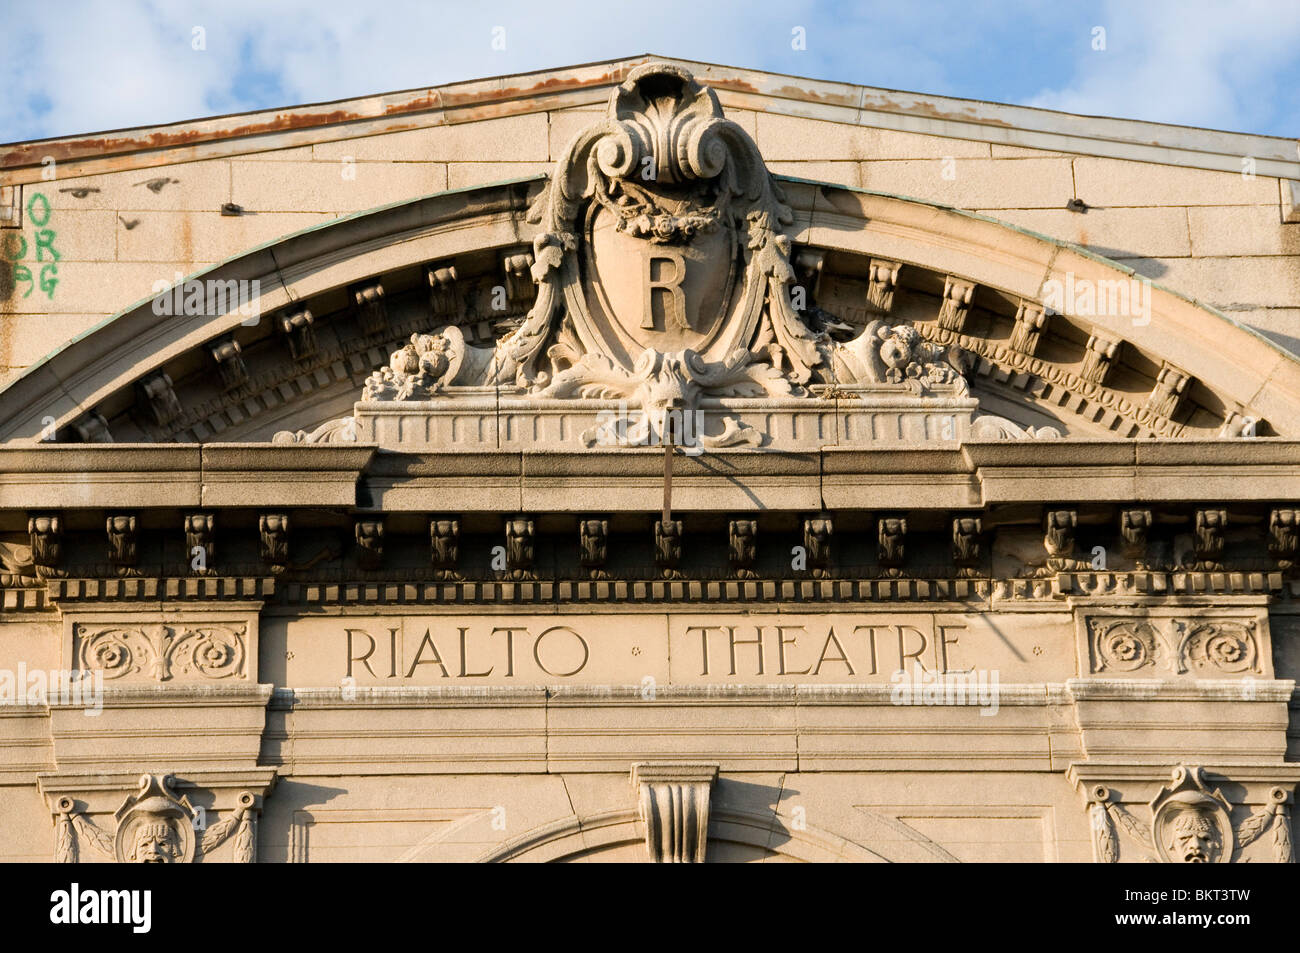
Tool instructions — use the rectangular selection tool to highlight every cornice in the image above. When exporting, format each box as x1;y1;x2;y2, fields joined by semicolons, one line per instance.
3;441;1300;513
3;54;1296;184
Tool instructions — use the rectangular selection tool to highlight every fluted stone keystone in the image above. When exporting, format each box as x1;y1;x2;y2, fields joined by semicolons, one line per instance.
632;763;719;864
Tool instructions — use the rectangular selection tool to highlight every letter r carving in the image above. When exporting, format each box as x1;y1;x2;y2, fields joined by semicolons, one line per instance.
643;251;688;330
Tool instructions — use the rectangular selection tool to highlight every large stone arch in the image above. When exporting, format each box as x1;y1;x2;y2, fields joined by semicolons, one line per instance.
1;173;1297;446
475;808;887;863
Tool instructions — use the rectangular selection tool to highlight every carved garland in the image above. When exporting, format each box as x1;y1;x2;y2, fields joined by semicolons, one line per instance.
1086;766;1293;864
53;774;259;864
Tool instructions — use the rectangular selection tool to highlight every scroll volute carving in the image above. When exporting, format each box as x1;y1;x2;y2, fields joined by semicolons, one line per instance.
866;259;900;313
279;307;316;362
936;276;974;332
1147;361;1192;419
208;335;248;391
427;263;459;317
502;252;536;307
1008;300;1046;356
1080;333;1119;385
353;281;388;336
137;372;182;427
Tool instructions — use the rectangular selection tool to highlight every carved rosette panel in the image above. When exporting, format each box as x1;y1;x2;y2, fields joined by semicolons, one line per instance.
1086;617;1261;677
1182;622;1257;675
75;623;247;681
1090;620;1161;672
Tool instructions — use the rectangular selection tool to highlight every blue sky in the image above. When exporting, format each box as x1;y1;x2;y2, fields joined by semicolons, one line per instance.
2;0;1299;143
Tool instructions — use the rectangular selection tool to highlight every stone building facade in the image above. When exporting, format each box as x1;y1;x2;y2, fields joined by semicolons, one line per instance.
1;57;1300;862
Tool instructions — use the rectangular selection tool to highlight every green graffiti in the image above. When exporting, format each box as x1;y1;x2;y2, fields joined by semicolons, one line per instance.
7;192;59;299
12;264;33;298
34;229;59;262
26;190;51;227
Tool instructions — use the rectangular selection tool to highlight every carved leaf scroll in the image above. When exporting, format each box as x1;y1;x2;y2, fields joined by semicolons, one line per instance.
76;623;247;681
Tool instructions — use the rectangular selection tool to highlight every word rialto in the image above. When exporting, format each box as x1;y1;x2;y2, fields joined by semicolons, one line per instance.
346;623;590;679
50;883;151;933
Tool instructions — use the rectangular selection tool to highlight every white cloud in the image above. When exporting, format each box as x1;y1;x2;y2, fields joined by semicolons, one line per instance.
1;0;1295;143
1026;0;1300;133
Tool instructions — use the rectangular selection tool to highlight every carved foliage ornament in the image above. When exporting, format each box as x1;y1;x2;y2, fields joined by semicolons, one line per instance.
76;623;247;681
359;64;969;437
1088;617;1259;676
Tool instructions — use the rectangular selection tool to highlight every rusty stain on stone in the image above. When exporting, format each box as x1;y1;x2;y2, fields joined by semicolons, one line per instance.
1;107;391;167
0;71;622;171
862;93;1014;127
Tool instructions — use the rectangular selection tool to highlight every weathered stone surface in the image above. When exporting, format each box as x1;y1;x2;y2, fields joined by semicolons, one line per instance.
1;57;1299;866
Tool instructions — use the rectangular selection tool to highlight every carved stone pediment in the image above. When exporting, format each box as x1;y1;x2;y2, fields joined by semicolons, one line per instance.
343;63;974;452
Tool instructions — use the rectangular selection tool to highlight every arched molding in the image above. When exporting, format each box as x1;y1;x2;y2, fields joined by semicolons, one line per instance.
3;174;1297;444
476;807;885;863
